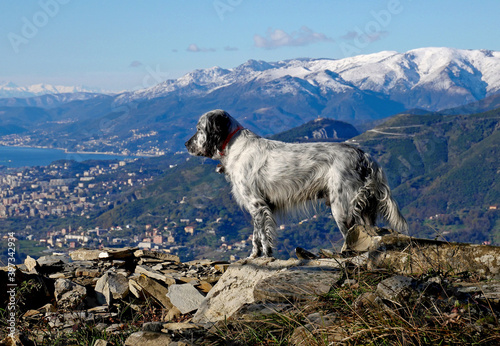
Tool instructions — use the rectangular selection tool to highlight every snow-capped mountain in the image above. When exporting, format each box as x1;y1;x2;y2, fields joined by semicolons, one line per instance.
116;47;500;112
1;47;499;154
0;81;109;99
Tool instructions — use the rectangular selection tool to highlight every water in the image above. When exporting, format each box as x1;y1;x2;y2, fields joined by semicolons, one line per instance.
0;146;134;167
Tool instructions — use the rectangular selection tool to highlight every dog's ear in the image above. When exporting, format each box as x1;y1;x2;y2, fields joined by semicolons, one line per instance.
205;110;232;157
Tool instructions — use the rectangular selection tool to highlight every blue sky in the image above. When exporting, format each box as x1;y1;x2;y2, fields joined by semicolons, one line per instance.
1;0;499;91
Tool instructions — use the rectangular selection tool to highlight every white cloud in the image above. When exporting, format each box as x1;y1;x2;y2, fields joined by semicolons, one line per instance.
186;44;216;52
254;26;334;49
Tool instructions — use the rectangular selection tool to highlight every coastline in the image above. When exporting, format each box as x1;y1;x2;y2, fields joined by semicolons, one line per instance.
0;144;157;158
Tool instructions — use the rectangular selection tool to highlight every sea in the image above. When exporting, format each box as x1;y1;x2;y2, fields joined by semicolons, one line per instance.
0;146;134;168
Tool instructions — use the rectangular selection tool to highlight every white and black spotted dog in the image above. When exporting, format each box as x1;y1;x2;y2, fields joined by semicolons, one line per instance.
185;109;408;258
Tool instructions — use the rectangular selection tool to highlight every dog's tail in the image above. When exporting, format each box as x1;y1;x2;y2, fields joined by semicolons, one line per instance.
352;153;409;234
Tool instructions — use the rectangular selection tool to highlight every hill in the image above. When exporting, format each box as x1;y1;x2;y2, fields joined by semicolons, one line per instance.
85;106;500;259
269;117;359;142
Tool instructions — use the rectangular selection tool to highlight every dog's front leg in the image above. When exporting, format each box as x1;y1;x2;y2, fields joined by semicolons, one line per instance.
249;203;276;258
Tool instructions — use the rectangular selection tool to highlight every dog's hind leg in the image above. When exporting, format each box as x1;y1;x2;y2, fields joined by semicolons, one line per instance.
329;198;353;239
248;203;276;258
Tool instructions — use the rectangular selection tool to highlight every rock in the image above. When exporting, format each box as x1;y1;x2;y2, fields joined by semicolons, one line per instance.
129;277;145;299
295;247;318;259
376;275;415;304
70;247;136;261
134;275;173;309
164;306;182;322
22;309;41;318
213;263;230;273
454;281;500;302
166;284;205;314
70;249;103;261
134;250;180;263
193;258;342;323
54;278;86;309
105;323;125;333
353;292;384;311
93;340;109;346
196;281;212;294
24;256;39;272
162;322;201;332
253;267;341;302
38;303;57;313
344;225;500;277
75;268;101;278
102;247;137;260
37;255;69;266
95;271;129;305
108;272;130;299
95;273;112;305
124;331;172;346
135;265;176;285
142;321;165;332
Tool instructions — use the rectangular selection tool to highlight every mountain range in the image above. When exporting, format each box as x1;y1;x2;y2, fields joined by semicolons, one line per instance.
0;81;109;99
1;47;500;154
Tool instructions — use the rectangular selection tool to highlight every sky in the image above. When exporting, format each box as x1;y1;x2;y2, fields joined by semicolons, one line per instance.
1;0;499;92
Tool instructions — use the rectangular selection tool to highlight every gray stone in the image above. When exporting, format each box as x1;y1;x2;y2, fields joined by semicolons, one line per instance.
376;275;415;304
253;267;341;302
134;249;180;263
344;225;500;277
37;255;68;266
135;265;176;285
70;247;136;261
454;281;500;301
124;331;172;346
134;275;173;309
95;273;112;305
108;272;129;299
54;278;86;309
142;321;164;332
70;249;103;261
166;284;205;314
193;258;342;323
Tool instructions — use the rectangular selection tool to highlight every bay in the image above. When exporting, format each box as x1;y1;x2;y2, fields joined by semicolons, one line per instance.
0;146;134;167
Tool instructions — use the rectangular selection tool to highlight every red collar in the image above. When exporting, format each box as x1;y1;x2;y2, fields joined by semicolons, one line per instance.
220;125;244;156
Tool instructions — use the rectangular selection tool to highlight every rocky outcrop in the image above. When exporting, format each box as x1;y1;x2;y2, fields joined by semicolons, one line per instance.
1;226;499;345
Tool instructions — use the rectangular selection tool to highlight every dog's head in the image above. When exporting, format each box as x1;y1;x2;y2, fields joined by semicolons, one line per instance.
185;109;242;159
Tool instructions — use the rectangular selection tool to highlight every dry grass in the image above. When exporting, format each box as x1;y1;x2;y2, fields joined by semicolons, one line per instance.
205;268;500;345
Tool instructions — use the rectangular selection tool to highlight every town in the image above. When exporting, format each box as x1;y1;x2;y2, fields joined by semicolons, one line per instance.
0;156;252;261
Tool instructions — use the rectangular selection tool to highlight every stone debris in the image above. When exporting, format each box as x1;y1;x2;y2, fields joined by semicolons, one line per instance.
3;226;500;345
166;284;205;314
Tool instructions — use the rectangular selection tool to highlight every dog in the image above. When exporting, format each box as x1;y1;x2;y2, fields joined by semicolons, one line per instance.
185;109;408;258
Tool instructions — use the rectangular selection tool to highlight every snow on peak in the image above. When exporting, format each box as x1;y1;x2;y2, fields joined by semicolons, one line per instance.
115;47;500;108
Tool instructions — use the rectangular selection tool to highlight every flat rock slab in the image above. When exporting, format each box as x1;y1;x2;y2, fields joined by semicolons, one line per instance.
124;331;172;346
254;267;341;303
134;250;180;263
193;258;343;324
166;284;205;314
